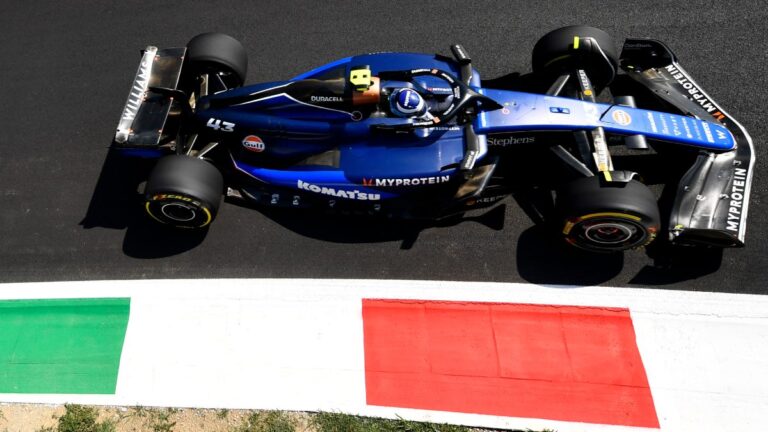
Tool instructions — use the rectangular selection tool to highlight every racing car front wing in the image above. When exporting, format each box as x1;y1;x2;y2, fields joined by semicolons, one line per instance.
620;39;755;247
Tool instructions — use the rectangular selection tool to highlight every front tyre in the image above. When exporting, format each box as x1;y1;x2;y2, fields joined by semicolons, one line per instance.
532;25;618;90
144;155;224;229
556;176;660;252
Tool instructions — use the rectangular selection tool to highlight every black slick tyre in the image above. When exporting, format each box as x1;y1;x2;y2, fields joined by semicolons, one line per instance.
532;25;618;90
556;176;660;252
186;32;248;87
144;155;224;229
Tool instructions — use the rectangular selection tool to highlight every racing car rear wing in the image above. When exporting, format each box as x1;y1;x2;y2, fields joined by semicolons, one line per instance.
620;39;755;247
113;46;186;147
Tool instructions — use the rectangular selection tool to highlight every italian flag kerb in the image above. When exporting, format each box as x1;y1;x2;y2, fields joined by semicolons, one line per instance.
362;299;659;428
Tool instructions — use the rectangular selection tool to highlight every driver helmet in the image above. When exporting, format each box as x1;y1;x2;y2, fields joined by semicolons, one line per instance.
390;88;427;118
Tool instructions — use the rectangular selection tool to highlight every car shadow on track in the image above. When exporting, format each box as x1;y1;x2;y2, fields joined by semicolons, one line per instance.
81;148;507;256
514;224;724;287
632;242;724;285
514;224;625;286
81;149;208;258
243;201;508;250
510;164;724;287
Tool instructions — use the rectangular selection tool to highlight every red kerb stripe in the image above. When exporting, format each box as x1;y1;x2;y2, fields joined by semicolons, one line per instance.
362;299;658;428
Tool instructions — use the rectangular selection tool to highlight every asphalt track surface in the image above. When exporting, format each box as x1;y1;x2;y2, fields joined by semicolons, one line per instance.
0;1;765;292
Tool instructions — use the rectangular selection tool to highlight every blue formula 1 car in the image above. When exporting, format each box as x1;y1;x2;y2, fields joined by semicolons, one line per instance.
111;26;754;253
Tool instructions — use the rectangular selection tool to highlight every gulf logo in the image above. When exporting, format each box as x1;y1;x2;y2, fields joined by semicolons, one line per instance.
612;109;632;126
242;135;265;152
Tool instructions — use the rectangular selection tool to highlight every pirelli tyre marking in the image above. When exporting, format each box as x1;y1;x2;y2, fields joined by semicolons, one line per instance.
563;212;657;249
145;194;213;228
562;212;641;235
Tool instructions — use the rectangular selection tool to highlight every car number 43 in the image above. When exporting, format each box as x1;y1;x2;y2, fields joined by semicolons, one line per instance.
206;118;235;132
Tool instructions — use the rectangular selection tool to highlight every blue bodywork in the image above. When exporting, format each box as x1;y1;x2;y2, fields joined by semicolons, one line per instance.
110;36;753;248
477;89;733;150
177;51;735;205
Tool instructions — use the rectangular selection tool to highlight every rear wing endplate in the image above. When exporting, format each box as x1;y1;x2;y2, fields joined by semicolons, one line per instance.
113;46;186;147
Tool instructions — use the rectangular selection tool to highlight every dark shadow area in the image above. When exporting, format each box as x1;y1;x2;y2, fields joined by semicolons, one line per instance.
633;148;724;282
631;242;723;285
250;201;507;250
631;155;726;284
512;187;556;225
516;225;624;285
482;72;548;93
485;72;636;104
81;149;207;258
82;148;506;255
122;217;209;258
609;75;669;111
81;148;153;230
610;151;694;185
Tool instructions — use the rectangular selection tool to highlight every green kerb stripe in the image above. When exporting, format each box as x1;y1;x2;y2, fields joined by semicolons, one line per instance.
0;298;130;394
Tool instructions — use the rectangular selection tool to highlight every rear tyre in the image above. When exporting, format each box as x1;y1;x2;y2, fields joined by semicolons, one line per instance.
556;176;660;252
532;25;618;90
144;155;224;229
186;32;248;88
